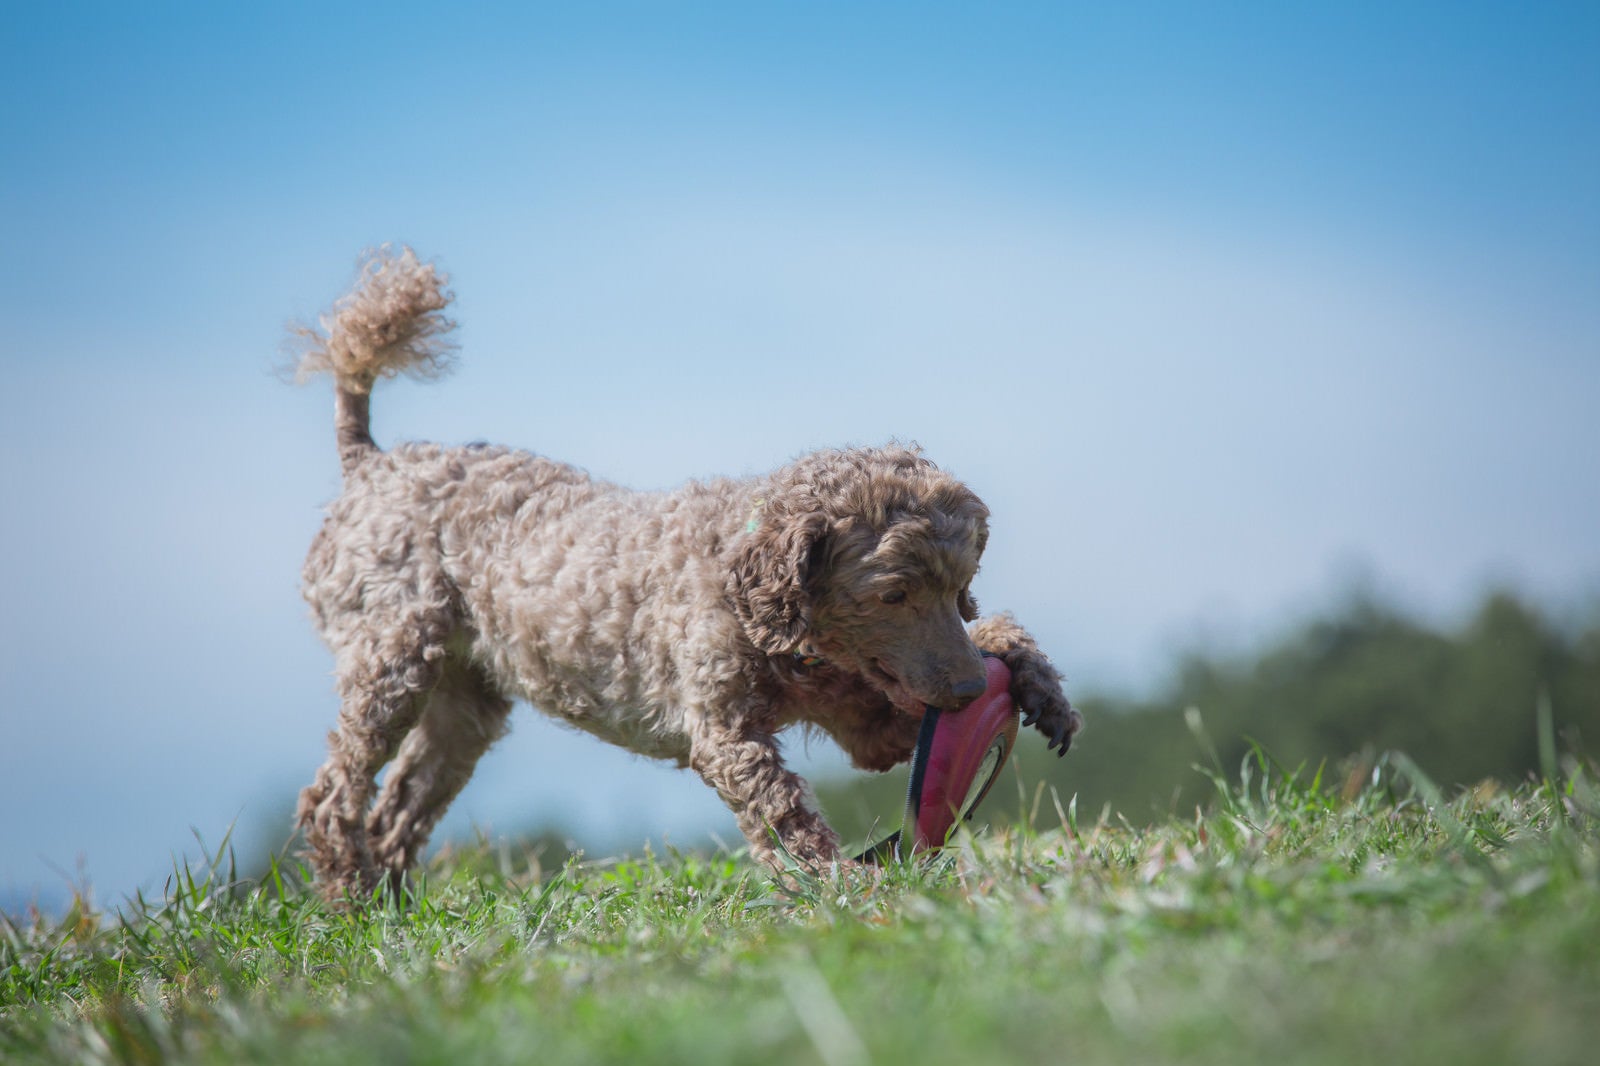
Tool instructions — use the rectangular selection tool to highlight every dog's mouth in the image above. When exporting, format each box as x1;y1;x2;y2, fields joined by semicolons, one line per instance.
871;660;929;715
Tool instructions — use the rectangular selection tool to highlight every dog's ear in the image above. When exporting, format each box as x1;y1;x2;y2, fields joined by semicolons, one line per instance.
958;514;987;622
729;510;829;655
958;586;980;623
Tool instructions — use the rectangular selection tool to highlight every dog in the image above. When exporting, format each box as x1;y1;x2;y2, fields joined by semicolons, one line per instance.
290;247;1080;900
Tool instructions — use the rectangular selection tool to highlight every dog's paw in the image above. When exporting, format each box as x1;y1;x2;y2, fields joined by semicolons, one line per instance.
1019;686;1083;756
1009;649;1081;756
746;806;843;873
969;612;1082;757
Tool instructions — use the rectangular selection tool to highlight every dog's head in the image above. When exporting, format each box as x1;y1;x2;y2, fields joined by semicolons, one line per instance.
729;445;989;711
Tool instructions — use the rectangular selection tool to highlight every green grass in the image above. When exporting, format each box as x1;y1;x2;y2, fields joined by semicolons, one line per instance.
4;747;1599;1066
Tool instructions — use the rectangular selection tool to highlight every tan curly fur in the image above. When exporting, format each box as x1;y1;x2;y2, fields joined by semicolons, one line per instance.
291;247;1082;902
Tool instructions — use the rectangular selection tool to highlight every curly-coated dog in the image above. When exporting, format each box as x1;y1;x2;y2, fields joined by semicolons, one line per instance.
291;247;1081;901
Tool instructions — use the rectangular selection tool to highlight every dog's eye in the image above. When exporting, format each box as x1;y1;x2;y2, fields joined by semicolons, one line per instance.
880;590;907;605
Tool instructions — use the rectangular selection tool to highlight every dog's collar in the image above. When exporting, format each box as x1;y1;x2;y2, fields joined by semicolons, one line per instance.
792;647;826;668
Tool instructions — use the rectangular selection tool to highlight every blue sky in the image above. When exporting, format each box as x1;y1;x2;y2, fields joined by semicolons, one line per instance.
3;2;1597;911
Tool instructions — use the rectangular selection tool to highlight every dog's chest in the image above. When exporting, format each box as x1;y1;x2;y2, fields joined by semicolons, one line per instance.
533;691;694;764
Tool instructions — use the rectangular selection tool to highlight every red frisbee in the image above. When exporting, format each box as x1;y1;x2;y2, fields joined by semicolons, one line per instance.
859;654;1018;863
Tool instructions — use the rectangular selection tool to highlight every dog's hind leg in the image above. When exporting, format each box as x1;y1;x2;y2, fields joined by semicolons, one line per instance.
366;657;512;890
296;604;454;903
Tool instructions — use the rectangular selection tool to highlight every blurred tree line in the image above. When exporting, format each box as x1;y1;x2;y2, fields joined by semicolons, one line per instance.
814;589;1600;846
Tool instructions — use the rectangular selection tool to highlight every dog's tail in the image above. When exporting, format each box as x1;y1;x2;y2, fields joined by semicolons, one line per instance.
290;246;457;474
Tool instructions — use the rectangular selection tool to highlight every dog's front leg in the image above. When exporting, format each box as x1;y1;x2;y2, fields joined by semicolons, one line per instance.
969;612;1082;755
688;714;841;871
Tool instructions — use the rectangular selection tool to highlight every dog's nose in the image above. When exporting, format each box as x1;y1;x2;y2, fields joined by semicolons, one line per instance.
951;676;987;704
